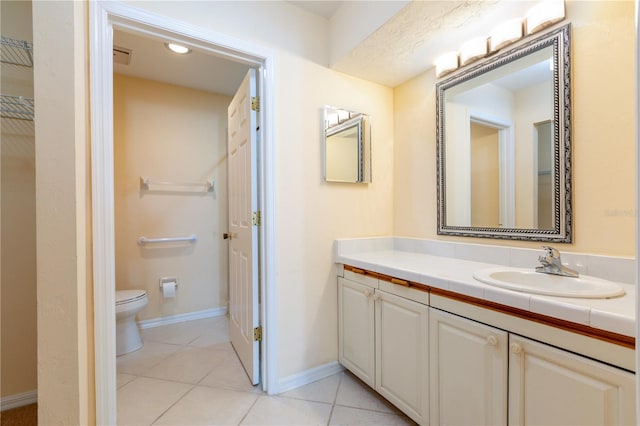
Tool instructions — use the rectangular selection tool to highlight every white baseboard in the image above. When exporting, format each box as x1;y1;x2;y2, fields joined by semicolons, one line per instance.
277;361;344;395
138;306;227;329
1;390;37;411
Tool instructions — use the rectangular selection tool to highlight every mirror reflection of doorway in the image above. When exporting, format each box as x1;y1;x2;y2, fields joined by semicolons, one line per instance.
535;121;553;229
470;122;500;227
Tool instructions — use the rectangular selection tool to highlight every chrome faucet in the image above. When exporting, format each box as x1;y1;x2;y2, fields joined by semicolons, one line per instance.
535;246;579;278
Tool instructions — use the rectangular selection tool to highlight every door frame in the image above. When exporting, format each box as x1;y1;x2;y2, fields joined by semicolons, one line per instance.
89;2;278;424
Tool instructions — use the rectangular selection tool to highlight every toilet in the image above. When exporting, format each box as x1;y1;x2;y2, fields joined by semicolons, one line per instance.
115;289;148;356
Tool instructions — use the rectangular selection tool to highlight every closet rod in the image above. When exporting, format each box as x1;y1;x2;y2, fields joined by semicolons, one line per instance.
137;235;197;246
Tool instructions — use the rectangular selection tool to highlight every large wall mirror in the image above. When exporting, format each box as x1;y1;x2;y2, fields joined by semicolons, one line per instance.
324;106;371;183
436;24;571;242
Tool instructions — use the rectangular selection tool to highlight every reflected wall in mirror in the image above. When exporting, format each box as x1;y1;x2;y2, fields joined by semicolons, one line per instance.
437;24;571;242
324;106;371;183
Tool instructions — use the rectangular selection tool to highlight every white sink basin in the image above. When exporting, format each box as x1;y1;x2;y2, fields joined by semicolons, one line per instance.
473;268;625;299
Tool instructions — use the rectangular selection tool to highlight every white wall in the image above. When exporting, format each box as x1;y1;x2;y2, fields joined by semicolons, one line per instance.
514;80;553;227
114;74;230;321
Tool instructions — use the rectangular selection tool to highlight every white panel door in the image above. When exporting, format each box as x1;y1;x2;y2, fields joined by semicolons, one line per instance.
338;277;376;388
375;290;429;425
228;69;259;385
509;335;636;426
429;308;508;426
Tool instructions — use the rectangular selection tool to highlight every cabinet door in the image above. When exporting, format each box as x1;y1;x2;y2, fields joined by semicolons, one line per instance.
429;308;508;426
509;335;636;426
375;289;429;425
338;277;375;387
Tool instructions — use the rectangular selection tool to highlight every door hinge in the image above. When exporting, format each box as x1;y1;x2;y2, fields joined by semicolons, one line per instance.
251;96;260;112
253;326;263;341
252;211;261;226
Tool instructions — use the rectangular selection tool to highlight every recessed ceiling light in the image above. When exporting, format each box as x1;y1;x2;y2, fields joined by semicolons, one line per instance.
165;42;191;54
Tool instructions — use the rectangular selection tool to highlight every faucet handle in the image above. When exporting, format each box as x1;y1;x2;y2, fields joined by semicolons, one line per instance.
541;246;560;258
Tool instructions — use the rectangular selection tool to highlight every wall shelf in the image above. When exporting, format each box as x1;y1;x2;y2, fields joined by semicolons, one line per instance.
1;95;34;121
1;36;34;121
1;36;33;68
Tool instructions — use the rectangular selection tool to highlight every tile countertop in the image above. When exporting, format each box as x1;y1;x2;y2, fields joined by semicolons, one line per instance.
335;249;636;338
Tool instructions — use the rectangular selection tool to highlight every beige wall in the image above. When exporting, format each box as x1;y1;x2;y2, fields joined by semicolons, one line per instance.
394;0;636;256
114;74;230;321
1;0;37;400
470;123;499;227
274;52;394;376
32;0;636;423
33;1;93;423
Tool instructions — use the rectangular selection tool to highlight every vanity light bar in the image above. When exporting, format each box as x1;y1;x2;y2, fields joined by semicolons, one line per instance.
526;0;565;35
434;52;459;78
489;19;523;53
460;37;488;67
434;0;565;78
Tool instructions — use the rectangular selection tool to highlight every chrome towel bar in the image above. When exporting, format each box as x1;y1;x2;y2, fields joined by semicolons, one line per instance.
137;235;197;245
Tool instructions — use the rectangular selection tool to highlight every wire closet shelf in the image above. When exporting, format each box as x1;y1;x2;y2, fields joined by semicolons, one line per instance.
1;36;34;121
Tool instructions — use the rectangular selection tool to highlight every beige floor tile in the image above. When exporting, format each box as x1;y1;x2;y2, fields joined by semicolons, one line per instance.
240;396;332;425
199;351;261;393
117;373;136;389
188;319;230;347
143;345;229;384
280;374;341;404
335;372;397;414
153;386;259;426
117;341;182;375
329;405;416;425
117;377;192;426
205;341;236;352
140;322;202;345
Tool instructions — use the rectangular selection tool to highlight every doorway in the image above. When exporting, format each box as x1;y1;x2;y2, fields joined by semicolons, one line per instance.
90;3;277;424
468;116;515;228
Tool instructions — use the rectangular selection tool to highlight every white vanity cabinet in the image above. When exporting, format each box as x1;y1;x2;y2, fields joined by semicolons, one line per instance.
509;335;636;425
429;306;636;426
375;288;429;424
338;275;376;387
338;271;430;425
337;265;636;426
429;308;508;425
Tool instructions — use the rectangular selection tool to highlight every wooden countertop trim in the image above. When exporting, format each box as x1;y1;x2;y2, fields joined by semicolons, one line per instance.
431;287;635;349
344;265;429;293
343;264;635;349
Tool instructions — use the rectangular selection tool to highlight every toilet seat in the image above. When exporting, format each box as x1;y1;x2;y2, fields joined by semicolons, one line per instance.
116;289;146;305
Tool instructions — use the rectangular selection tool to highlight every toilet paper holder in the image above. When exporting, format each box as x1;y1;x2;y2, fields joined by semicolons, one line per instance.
159;277;179;289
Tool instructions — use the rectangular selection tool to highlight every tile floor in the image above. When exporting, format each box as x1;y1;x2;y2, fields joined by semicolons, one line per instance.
117;316;416;425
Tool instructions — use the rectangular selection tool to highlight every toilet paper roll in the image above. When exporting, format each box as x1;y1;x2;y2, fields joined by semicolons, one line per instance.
161;281;177;298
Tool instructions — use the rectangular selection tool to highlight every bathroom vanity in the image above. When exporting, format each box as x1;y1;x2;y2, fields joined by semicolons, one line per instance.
335;238;636;425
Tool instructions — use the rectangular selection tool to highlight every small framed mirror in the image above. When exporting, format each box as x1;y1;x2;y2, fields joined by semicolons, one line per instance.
436;24;571;242
324;106;371;183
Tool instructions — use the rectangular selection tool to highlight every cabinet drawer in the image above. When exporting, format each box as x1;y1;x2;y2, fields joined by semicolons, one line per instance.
344;269;379;289
379;279;428;305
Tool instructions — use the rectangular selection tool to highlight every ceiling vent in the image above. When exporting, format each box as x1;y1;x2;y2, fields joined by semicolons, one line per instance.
113;46;132;65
